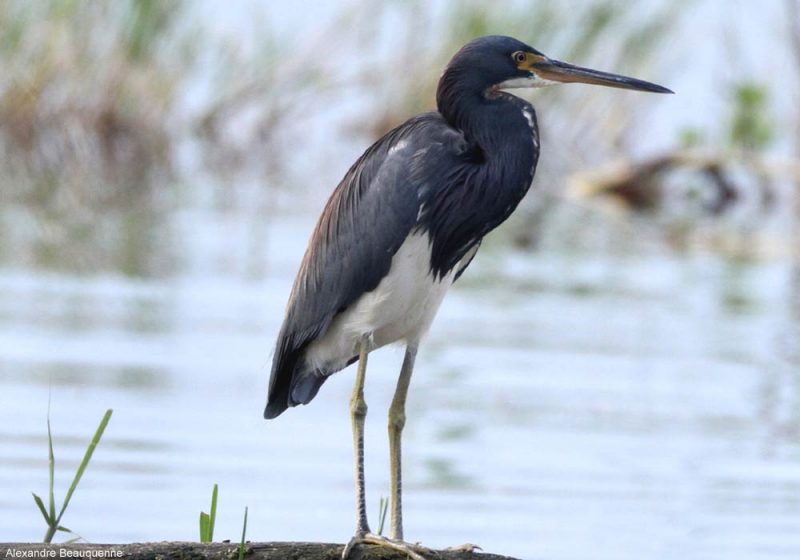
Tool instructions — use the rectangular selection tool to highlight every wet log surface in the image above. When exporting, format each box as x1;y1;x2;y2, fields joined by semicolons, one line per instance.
0;542;522;560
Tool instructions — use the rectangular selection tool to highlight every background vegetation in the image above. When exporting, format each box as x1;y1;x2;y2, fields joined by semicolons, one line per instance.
0;0;797;276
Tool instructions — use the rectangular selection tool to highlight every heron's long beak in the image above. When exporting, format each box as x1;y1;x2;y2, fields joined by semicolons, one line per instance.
532;58;672;94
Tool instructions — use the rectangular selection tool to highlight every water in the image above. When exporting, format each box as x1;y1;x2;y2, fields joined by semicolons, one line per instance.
1;202;798;560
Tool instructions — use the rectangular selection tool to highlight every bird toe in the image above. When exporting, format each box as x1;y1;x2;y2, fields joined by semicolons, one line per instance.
445;542;483;553
343;533;428;560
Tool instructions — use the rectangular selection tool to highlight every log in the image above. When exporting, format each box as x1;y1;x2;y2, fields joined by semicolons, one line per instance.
567;149;800;213
0;542;522;560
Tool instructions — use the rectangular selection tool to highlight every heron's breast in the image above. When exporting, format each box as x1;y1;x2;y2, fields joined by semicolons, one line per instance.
351;231;454;344
303;232;458;373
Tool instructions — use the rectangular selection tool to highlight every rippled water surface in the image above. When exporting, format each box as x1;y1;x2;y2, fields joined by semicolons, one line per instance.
1;205;799;560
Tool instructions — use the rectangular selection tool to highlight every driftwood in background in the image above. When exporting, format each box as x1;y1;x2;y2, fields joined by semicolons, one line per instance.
0;542;522;560
568;149;800;214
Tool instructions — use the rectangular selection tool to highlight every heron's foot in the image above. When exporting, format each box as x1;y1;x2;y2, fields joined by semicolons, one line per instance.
445;543;482;553
342;532;428;560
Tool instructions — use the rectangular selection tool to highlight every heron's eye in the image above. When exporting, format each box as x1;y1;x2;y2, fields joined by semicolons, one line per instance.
512;51;526;63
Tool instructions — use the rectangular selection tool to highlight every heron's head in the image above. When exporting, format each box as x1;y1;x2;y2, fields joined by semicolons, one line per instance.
442;35;672;95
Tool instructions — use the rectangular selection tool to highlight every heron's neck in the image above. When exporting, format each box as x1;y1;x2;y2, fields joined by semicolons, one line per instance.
474;94;538;160
436;86;538;239
437;80;538;162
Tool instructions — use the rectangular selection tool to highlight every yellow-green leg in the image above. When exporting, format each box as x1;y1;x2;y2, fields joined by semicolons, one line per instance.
342;341;427;560
388;344;417;541
350;335;371;536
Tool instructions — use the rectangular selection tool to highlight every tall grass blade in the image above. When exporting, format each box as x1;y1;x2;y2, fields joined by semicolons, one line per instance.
31;492;50;524
237;506;248;560
208;483;218;542
56;409;113;523
36;408;113;542
47;417;55;522
43;415;57;543
377;496;388;536
199;512;210;543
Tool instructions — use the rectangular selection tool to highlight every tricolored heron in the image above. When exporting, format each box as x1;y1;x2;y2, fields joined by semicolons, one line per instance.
265;35;671;559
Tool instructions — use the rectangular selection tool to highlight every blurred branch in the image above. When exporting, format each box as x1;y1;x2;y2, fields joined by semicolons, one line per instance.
789;0;800;68
785;0;800;315
787;0;800;161
569;149;800;209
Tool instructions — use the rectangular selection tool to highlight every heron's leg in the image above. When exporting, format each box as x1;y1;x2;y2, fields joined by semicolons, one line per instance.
343;341;429;560
388;344;418;541
350;335;371;536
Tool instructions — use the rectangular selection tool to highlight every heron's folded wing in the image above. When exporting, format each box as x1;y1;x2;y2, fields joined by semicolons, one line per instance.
265;114;458;418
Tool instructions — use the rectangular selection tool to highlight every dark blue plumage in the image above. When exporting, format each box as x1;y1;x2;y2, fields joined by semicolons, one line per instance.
265;37;541;419
266;115;448;417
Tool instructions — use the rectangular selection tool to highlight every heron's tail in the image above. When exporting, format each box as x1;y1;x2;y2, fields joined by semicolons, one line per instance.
264;332;330;419
264;368;328;418
264;388;290;419
265;332;296;418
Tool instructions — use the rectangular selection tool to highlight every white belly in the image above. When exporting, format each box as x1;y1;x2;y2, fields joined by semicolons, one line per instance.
303;232;462;374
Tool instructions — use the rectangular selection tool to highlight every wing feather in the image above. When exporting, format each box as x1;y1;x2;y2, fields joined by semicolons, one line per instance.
265;114;450;418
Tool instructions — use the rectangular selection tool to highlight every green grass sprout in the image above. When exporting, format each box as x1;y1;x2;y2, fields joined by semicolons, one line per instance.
377;496;389;536
32;408;113;543
238;506;249;560
199;483;219;543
